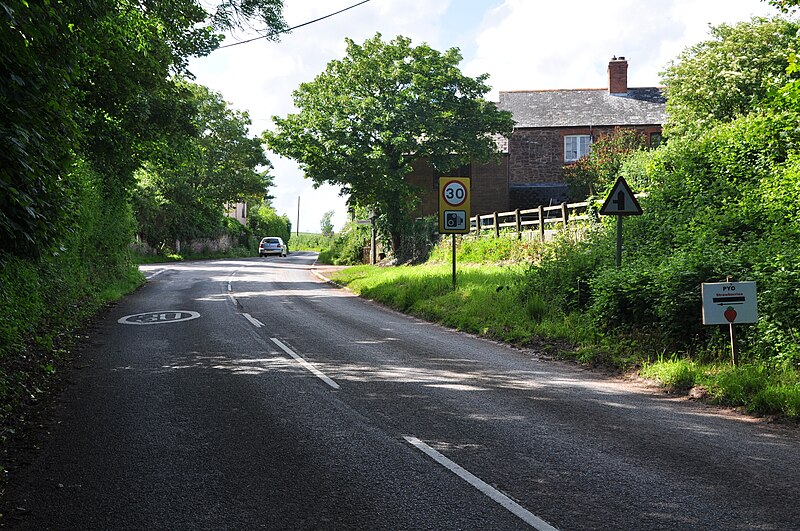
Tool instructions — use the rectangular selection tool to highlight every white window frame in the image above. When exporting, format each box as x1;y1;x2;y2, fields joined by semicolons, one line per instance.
564;134;592;162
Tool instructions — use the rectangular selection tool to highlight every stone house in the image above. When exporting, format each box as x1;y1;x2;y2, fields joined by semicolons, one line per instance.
407;57;667;217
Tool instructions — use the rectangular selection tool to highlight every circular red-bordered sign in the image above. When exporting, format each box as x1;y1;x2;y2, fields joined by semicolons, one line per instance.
442;180;467;207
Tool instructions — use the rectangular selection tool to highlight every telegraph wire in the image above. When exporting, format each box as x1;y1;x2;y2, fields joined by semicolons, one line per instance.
218;0;373;49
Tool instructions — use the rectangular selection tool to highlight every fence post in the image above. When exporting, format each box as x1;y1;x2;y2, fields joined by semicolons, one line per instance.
538;205;545;242
561;202;569;228
515;209;521;239
473;215;479;234
493;211;500;237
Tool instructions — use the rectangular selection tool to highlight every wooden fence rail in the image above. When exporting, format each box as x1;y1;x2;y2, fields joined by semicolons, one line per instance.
469;200;598;240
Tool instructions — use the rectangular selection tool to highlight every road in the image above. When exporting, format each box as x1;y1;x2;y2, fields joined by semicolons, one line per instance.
3;252;800;530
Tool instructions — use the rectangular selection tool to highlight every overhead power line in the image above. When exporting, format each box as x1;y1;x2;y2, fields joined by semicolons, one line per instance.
218;0;374;49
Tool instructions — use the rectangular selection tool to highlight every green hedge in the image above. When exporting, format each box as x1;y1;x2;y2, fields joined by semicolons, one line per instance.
1;161;143;432
521;112;800;365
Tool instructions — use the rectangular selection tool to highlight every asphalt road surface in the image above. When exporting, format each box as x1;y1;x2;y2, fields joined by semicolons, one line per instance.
3;252;800;530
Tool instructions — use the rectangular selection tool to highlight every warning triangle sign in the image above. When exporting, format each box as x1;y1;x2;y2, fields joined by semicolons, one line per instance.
599;177;643;216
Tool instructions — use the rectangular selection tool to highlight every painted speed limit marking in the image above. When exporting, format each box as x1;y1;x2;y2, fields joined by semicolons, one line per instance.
118;311;200;325
442;180;467;207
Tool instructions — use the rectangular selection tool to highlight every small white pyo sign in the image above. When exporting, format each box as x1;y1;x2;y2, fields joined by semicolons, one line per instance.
701;281;757;325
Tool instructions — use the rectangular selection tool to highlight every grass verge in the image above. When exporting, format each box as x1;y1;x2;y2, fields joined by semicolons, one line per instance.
642;358;800;418
331;263;591;355
330;263;800;419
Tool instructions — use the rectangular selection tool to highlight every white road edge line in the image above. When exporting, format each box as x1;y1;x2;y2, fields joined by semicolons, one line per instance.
403;436;558;531
270;338;340;390
145;269;166;280
243;313;264;328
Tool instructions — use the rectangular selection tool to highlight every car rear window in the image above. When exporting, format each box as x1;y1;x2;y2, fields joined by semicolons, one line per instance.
263;238;280;244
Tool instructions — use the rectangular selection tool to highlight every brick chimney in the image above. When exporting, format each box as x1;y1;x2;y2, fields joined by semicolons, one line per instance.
608;56;628;94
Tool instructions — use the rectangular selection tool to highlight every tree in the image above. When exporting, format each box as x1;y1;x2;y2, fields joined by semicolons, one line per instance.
0;0;286;259
248;202;291;244
264;33;514;253
769;0;800;12
133;83;272;246
320;210;335;236
1;0;88;258
660;16;799;137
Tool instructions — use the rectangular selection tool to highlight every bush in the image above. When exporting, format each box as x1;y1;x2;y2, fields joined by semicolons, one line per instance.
1;160;143;438
520;226;612;313
394;216;438;264
319;223;371;265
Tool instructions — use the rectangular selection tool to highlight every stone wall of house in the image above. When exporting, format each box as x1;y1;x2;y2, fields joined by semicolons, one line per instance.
507;125;661;187
508;129;564;185
504;125;661;209
471;157;509;215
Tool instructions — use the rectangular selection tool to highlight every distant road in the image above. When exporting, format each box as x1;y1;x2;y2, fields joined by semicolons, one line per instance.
3;251;800;530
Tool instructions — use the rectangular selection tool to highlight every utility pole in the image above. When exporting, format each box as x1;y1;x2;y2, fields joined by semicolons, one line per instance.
296;196;300;236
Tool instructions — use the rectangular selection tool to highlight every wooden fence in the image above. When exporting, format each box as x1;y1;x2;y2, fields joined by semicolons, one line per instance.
469;200;599;240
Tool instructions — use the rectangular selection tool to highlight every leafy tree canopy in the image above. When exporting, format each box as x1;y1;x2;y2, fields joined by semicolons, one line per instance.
264;33;514;252
248;201;291;244
0;0;285;259
660;16;799;137
133;82;272;245
769;0;800;12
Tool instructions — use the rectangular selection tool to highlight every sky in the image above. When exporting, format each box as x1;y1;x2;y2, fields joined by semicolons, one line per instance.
188;0;781;233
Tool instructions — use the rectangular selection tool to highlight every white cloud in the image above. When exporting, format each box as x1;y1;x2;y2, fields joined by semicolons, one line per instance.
467;0;780;99
188;0;782;232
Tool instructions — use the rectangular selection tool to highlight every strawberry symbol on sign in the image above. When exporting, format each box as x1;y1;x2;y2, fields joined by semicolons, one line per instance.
724;306;737;323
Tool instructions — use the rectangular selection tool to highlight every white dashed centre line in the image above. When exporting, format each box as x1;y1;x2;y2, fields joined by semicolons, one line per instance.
243;313;264;328
403;436;558;530
271;337;340;390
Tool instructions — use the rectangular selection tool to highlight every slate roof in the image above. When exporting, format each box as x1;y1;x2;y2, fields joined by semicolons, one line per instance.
497;87;666;129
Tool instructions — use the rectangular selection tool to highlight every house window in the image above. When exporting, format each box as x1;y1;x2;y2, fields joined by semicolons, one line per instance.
649;132;662;149
564;135;591;162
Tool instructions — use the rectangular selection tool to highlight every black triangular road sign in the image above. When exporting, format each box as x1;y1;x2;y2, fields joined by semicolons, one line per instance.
599;177;643;216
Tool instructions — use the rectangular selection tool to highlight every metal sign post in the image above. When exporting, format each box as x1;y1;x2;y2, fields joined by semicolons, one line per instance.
599;176;643;267
439;177;471;289
452;234;457;289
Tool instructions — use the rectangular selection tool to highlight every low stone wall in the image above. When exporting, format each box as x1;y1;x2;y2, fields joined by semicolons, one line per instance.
132;234;238;255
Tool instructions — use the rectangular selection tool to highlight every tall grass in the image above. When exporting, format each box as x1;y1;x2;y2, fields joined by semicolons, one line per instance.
331;263;593;352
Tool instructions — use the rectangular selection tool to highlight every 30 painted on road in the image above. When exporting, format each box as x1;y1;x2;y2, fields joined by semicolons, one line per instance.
118;311;200;325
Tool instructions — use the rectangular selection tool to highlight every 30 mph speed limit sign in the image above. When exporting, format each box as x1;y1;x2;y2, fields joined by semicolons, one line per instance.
439;177;470;234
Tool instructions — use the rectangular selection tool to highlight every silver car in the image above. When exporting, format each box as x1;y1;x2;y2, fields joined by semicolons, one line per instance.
258;237;288;257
